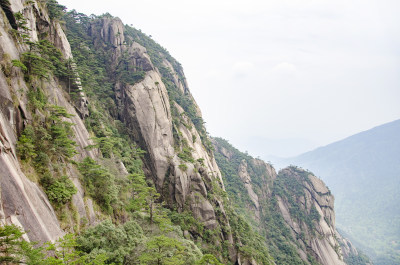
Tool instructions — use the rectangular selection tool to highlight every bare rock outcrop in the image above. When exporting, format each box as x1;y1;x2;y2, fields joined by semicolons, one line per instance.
277;167;345;265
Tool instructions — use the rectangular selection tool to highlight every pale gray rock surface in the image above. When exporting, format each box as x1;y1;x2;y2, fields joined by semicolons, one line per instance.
0;0;96;242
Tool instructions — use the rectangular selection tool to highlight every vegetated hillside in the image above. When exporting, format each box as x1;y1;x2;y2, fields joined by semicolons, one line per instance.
284;119;400;264
0;0;275;264
213;137;371;265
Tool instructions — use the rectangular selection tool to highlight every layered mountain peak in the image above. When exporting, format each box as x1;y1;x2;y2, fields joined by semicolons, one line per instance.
213;138;366;264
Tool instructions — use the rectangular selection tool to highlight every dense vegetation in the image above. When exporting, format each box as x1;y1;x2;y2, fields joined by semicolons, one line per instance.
61;9;240;263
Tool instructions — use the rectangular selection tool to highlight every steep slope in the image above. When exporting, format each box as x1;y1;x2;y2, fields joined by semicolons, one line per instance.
284;119;400;264
0;1;274;263
64;13;244;262
0;0;96;243
213;137;370;265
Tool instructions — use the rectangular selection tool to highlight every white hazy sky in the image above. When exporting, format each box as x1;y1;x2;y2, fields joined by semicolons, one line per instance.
58;0;400;158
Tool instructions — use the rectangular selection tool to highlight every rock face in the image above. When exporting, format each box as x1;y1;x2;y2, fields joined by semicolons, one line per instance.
213;138;352;265
277;168;344;265
0;112;63;243
0;0;96;242
238;160;260;219
0;2;364;264
1;1;233;254
88;17;230;235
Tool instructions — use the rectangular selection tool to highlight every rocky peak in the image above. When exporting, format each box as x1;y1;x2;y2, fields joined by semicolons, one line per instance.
82;14;234;255
89;16;125;48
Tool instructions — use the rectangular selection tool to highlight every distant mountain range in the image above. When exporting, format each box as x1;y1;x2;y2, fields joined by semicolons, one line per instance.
280;119;400;264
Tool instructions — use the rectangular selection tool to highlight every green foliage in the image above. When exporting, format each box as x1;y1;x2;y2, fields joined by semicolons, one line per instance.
22;51;53;79
139;235;186;265
84;107;146;170
0;224;106;265
0;224;30;264
11;11;30;42
168;210;204;235
77;219;143;264
17;125;36;161
274;167;321;231
213;137;309;264
17;99;78;209
17;100;77;176
212;138;255;209
78;157;119;214
22;39;71;81
126;173;165;226
116;52;145;85
196;254;223;265
27;86;47;110
45;0;66;20
77;220;201;264
178;146;195;163
44;233;83;264
228;210;274;265
41;175;77;205
11;59;27;72
178;163;188;171
64;11;114;102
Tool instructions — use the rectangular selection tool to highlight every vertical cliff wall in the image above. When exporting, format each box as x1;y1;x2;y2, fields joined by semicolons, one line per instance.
85;16;233;237
0;0;98;243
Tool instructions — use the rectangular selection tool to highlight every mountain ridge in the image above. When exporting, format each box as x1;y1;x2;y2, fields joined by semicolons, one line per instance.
0;1;371;264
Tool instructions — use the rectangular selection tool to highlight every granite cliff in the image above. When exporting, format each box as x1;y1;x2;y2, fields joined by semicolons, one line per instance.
213;138;369;264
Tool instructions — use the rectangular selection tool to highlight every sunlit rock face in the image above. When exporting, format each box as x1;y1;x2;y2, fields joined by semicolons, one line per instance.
88;17;230;233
